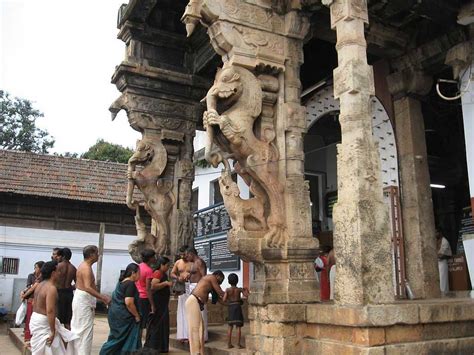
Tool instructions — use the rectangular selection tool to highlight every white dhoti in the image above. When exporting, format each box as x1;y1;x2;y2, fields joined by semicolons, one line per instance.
439;259;449;292
329;265;336;300
176;283;190;340
70;289;96;354
30;312;79;355
189;282;208;341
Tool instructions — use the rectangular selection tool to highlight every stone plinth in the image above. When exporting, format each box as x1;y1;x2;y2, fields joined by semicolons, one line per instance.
245;296;474;354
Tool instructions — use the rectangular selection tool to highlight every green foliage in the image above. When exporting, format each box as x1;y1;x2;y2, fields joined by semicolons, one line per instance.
82;139;134;164
194;158;211;168
0;90;55;153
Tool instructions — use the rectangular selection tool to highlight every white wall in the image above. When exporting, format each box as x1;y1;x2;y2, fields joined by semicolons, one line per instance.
0;225;135;311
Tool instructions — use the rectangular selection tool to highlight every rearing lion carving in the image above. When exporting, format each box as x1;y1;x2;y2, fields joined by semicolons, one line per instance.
204;63;287;248
126;137;174;256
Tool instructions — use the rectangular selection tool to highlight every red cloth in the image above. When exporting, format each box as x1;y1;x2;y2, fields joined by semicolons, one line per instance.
152;270;163;280
24;299;33;341
319;255;330;301
136;263;153;299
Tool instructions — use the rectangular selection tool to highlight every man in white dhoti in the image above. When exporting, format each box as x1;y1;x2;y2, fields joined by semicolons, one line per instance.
70;245;111;354
30;261;79;355
437;229;452;292
171;245;192;342
186;247;209;341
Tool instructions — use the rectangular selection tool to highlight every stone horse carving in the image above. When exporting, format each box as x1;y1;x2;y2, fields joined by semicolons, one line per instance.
126;137;174;256
204;63;286;247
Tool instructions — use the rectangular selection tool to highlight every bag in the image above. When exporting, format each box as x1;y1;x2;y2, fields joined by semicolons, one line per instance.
15;301;27;326
172;280;186;295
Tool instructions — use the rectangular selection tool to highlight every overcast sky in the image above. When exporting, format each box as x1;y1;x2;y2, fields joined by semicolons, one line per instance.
1;0;141;154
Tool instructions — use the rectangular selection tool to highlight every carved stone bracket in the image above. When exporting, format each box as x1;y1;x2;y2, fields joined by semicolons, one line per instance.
445;41;473;79
386;69;433;98
182;0;316;267
127;130;174;259
182;0;308;71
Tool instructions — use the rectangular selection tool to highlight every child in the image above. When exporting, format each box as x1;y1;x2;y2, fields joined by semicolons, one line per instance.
223;273;249;349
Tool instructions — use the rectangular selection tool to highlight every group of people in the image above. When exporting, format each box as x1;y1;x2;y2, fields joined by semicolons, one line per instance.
21;245;111;354
106;245;248;354
21;243;249;355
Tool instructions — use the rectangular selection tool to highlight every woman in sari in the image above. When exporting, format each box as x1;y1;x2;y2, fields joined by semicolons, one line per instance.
100;263;142;354
144;256;173;352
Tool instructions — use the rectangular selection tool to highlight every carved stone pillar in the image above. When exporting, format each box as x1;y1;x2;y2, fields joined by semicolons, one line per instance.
325;0;395;305
182;1;318;353
387;69;440;299
111;2;209;260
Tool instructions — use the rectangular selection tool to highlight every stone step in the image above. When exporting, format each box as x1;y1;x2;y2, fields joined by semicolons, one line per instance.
170;323;249;355
8;327;31;355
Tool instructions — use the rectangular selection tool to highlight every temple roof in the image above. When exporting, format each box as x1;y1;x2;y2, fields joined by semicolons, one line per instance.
0;149;131;205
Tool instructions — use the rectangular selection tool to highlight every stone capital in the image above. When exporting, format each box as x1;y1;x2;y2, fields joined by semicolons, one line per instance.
181;0;308;71
327;0;369;29
445;41;473;79
387;69;433;99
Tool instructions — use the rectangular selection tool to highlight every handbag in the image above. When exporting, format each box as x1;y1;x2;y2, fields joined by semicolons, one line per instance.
15;301;27;326
172;280;186;295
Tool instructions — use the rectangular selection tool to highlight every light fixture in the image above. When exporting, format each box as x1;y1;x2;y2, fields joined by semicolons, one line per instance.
430;184;446;189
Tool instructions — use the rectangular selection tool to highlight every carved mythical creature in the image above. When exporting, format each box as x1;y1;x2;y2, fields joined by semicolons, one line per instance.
218;159;266;232
204;63;287;247
128;207;167;262
127;137;174;256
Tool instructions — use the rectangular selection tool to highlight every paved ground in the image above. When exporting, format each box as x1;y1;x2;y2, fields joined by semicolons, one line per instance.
0;324;21;355
0;314;188;355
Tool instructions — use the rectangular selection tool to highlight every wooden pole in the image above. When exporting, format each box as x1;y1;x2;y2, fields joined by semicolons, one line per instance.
96;223;105;292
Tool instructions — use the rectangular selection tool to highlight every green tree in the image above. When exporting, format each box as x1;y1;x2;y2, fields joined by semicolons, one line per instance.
0;90;55;153
82;139;134;163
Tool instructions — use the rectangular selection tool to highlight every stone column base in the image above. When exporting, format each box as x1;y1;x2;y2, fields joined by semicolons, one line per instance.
246;296;474;354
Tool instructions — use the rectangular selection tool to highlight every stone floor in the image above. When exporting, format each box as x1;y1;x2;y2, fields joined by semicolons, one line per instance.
2;314;248;354
2;315;188;355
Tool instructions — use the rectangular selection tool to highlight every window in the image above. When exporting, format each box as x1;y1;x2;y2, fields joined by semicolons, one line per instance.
191;188;199;212
1;257;19;274
210;179;223;205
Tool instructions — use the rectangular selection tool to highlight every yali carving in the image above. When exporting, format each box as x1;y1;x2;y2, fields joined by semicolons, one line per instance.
126;136;175;257
204;63;287;249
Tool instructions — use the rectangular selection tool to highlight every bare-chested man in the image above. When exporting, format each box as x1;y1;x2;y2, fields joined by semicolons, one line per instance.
185;246;210;341
71;245;111;354
170;245;192;341
56;248;76;329
185;270;225;355
30;261;78;354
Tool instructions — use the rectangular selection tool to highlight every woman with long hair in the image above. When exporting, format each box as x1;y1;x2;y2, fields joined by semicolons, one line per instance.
144;256;173;352
100;263;142;354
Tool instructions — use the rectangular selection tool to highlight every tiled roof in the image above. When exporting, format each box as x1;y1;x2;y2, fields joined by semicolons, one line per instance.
0;149;135;205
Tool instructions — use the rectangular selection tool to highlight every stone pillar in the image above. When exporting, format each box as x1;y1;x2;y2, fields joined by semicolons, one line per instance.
111;3;209;261
386;69;440;299
182;1;318;353
325;0;395;305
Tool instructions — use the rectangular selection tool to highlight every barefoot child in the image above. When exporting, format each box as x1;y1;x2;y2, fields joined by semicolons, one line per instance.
223;273;249;349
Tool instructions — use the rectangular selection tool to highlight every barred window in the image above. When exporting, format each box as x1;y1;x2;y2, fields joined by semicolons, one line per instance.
1;257;19;274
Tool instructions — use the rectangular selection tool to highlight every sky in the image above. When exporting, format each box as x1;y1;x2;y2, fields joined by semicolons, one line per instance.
1;0;141;154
